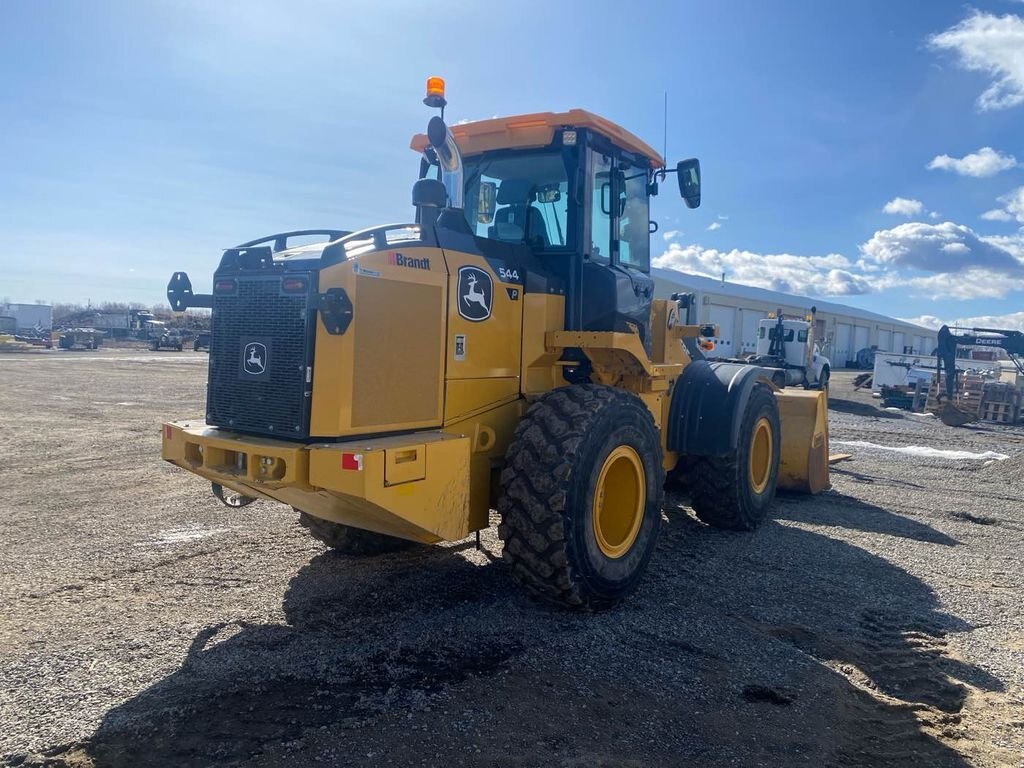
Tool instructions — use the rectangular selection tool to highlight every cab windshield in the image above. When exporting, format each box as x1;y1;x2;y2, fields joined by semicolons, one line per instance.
462;151;570;251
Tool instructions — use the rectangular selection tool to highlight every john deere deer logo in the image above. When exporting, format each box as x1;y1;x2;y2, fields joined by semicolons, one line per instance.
243;342;267;375
457;266;492;322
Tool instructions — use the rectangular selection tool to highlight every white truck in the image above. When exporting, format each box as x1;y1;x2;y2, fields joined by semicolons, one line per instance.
742;311;830;390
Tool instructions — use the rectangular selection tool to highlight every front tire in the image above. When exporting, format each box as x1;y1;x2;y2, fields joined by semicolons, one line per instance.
681;383;781;531
497;385;664;610
297;511;415;556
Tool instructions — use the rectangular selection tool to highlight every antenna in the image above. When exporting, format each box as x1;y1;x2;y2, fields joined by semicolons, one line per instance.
662;91;668;169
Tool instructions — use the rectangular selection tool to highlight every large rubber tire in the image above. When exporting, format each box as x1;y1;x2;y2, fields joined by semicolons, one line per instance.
497;385;664;610
681;383;781;531
297;512;415;556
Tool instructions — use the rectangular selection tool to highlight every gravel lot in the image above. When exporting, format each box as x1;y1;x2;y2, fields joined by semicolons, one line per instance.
2;350;1023;767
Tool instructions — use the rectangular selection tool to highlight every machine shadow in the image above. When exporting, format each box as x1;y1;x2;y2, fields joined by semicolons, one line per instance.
828;397;904;419
773;490;960;546
52;500;997;767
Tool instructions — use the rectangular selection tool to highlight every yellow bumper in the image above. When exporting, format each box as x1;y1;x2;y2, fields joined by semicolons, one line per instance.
161;421;472;543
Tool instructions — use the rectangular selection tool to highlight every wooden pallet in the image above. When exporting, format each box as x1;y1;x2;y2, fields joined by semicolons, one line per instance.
982;382;1021;404
925;374;986;416
978;381;1022;423
980;401;1021;424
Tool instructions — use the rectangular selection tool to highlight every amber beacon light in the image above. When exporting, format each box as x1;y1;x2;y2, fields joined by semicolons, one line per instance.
423;76;447;109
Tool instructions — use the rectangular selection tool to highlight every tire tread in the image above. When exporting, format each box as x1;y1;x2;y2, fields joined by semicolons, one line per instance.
497;384;662;609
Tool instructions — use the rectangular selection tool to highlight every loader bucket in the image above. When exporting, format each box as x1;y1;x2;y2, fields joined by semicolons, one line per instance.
938;403;977;428
775;388;830;494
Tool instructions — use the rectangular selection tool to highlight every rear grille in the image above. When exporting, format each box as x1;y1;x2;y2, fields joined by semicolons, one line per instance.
206;274;315;438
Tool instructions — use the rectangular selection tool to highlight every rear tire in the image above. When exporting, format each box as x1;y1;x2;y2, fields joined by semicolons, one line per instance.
497;385;664;610
681;383;781;531
297;511;415;556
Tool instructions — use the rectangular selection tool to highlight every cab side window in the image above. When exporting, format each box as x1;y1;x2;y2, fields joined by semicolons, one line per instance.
617;168;650;271
589;153;612;263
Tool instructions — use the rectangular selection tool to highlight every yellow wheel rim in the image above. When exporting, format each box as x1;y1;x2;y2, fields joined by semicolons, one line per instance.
749;417;774;495
592;446;646;559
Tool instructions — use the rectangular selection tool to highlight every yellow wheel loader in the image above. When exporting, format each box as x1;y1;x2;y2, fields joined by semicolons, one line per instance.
162;79;829;609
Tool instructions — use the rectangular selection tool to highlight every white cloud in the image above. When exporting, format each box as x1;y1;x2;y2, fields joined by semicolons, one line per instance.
927;147;1018;176
984;232;1024;258
892;269;1024;300
1001;186;1024;222
901;311;1024;333
650;225;1024;304
929;211;941;219
901;315;944;330
857;223;1024;299
662;229;681;241
860;221;1023;274
941;242;970;255
882;197;925;216
930;11;1024;111
717;214;729;220
653;244;873;297
980;186;1024;223
707;221;722;231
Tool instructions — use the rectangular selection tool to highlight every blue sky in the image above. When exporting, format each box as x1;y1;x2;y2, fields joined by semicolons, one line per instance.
2;0;1023;329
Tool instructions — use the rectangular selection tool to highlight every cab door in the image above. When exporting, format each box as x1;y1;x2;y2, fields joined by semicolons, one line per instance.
581;143;654;347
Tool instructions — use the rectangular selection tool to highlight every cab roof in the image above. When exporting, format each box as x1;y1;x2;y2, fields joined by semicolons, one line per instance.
410;109;664;168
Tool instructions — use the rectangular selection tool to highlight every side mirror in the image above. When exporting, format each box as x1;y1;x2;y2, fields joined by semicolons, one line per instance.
412;178;447;209
477;181;497;223
677;158;701;209
536;184;561;204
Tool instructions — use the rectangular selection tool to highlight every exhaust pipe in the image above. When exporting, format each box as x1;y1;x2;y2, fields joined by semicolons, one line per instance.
807;306;816;371
427;116;463;209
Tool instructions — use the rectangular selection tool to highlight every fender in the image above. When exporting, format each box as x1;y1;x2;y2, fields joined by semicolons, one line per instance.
667;361;772;458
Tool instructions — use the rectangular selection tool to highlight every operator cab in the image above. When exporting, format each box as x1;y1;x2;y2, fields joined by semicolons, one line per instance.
412;107;700;355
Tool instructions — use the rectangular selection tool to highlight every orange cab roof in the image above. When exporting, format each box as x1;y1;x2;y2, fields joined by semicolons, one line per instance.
410;109;664;168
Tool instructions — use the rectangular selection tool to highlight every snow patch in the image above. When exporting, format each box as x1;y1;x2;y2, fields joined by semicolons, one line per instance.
141;523;229;546
832;440;1009;461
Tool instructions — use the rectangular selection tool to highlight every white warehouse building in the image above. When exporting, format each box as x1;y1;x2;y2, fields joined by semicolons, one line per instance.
0;302;53;332
651;268;937;367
